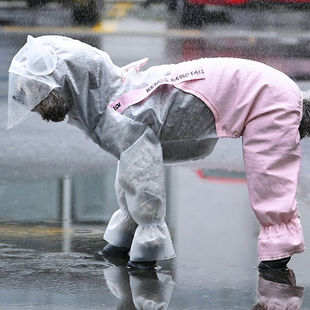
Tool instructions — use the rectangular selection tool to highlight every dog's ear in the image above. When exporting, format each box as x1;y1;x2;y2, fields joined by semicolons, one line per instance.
26;36;57;76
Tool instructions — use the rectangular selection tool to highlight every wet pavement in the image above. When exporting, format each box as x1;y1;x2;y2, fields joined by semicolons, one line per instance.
1;2;310;309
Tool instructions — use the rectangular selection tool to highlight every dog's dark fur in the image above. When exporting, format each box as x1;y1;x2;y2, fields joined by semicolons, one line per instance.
299;98;310;139
33;90;70;122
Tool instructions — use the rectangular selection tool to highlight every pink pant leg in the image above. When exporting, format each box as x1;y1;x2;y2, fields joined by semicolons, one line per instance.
242;87;305;261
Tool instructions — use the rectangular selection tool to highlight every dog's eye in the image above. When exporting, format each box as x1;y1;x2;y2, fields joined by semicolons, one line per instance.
12;88;26;104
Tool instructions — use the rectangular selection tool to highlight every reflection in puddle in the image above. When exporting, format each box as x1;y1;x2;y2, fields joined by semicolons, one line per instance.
254;271;304;310
104;266;175;310
0;241;176;309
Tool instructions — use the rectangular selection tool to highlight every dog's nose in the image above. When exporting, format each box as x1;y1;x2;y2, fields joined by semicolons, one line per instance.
12;87;26;104
12;93;25;104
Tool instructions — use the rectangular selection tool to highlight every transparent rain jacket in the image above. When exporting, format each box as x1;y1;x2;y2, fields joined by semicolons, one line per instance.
8;35;219;262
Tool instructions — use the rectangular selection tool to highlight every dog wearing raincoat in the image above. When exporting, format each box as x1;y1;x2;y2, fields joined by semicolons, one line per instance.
8;35;310;271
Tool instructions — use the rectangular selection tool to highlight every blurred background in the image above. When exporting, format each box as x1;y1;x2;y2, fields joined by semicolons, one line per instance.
1;1;310;309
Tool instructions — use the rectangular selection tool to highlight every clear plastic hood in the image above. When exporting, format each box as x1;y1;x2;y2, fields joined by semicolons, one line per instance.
7;73;54;129
7;34;122;131
7;35;58;130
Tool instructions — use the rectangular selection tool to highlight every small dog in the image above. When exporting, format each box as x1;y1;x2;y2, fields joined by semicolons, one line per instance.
8;35;310;271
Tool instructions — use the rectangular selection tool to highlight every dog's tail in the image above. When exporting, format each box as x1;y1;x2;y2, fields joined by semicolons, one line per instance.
299;91;310;139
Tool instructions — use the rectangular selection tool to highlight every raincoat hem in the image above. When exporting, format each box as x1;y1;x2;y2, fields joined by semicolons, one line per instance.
258;247;305;262
258;216;303;241
103;209;137;248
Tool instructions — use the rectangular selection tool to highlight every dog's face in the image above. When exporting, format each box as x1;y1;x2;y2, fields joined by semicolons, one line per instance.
12;76;69;123
13;76;48;107
32;90;70;122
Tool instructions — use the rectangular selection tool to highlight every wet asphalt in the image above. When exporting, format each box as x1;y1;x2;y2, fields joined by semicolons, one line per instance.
1;2;310;309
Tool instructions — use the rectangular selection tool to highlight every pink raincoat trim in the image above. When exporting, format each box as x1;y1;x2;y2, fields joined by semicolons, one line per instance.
109;67;206;113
